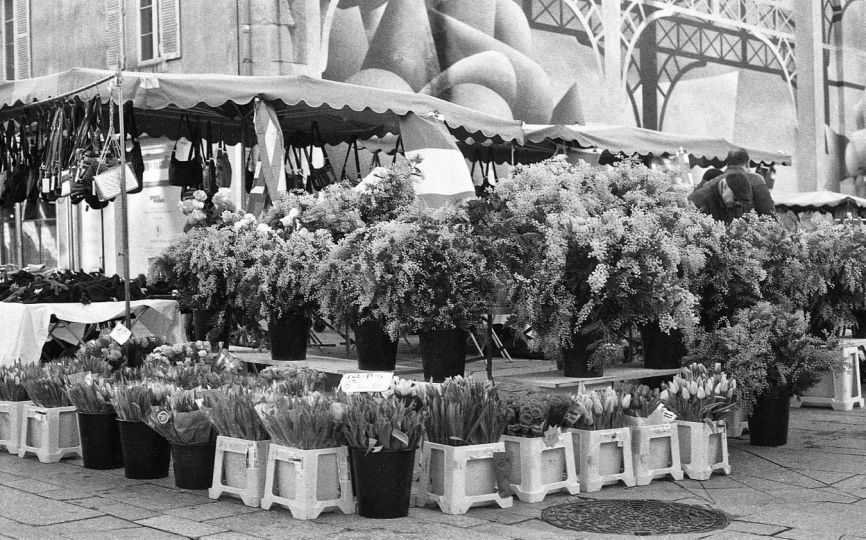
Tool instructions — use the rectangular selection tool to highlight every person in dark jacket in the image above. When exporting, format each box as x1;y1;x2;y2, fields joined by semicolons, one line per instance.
694;168;724;191
716;148;776;215
688;171;754;223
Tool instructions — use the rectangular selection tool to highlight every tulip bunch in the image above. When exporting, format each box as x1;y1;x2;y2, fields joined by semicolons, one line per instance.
420;377;508;446
623;384;663;419
202;386;268;441
256;392;342;450
66;377;115;414
22;364;71;408
262;366;328;397
338;393;426;452
0;362;32;402
660;363;737;422
144;387;215;446
570;387;629;430
110;381;173;421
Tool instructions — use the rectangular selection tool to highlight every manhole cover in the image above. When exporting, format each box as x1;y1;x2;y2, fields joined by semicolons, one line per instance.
542;499;729;536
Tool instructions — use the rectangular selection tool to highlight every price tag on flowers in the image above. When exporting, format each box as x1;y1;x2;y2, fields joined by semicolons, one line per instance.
339;372;393;393
109;323;132;345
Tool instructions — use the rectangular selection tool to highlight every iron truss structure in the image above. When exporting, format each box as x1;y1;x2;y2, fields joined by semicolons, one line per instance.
524;0;797;128
821;0;865;115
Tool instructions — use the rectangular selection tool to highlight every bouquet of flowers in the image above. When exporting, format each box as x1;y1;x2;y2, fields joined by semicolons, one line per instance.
623;384;662;419
265;186;364;241
110;381;172;421
570;387;629;430
66;377;115;414
179;188;237;231
75;335;166;374
256;392;342;449
352;164;417;224
418;377;508;446
142;342;240;388
258;365;328;395
22;364;71;408
0;362;32;402
660;363;737;422
202;387;268;441
503;393;579;437
339;393;426;452
144;388;215;445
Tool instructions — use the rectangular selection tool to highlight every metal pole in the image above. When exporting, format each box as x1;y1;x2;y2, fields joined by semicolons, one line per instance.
117;0;131;328
14;203;23;267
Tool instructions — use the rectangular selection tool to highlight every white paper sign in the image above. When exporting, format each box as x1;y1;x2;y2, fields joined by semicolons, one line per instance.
338;372;393;394
109;322;132;345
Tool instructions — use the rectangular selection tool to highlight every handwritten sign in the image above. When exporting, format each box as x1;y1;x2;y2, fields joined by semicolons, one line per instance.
338;372;393;394
109;322;132;346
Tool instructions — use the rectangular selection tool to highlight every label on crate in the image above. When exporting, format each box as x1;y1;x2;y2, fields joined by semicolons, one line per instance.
247;445;257;469
109;323;132;345
338;372;393;393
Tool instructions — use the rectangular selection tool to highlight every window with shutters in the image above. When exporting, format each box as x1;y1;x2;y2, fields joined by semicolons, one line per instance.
2;0;13;80
1;0;28;80
124;0;180;67
138;0;157;62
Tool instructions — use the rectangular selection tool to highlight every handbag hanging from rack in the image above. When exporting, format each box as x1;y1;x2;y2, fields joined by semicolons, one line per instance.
285;145;305;191
304;121;336;192
215;125;232;188
92;104;139;202
124;104;145;194
202;121;217;193
168;115;203;188
339;137;362;184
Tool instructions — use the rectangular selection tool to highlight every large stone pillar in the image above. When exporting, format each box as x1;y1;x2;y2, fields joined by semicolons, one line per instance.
601;0;631;125
794;0;826;192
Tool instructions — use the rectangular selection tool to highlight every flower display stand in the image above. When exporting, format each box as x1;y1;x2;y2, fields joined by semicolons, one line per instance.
630;423;683;486
570;428;636;492
0;400;31;455
676;420;731;481
721;409;748;437
17;405;81;463
260;444;355;519
417;441;513;514
790;343;864;411
500;433;580;503
209;437;270;507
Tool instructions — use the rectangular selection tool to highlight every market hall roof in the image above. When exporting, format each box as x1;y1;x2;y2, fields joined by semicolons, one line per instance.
0;67;525;146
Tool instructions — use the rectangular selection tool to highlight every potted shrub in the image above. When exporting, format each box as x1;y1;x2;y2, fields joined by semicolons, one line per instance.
111;381;172;479
256;392;355;519
691;302;842;447
494;158;712;375
569;387;636;492
339;393;426;518
19;364;81;463
340;209;496;381
66;378;123;470
500;393;580;502
661;363;736;480
203;386;270;507
145;388;217;490
0;362;34;455
416;377;512;514
236;225;333;361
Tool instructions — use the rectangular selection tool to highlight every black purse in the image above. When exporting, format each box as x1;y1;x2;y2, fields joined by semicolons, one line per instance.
304;122;336;192
125;104;144;194
168;115;203;188
202;121;217;193
215;125;232;189
339;137;362;184
285;145;305;191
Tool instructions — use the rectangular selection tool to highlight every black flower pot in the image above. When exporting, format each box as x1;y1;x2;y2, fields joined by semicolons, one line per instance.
349;447;416;519
171;442;216;490
268;311;311;360
354;319;398;371
418;328;468;382
77;412;124;470
562;330;604;378
747;392;790;447
192;308;230;348
851;309;866;338
117;420;171;479
639;324;686;369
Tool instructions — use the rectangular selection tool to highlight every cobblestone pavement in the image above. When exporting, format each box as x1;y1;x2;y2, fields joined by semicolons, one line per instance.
0;403;864;540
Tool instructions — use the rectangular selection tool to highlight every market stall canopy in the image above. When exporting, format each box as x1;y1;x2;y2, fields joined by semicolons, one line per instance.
0;68;524;146
773;190;866;212
522;124;791;167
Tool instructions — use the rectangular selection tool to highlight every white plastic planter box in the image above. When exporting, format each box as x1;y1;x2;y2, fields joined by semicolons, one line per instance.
791;343;864;411
0;400;32;455
500;433;580;503
676;420;731;481
630;423;684;486
570;428;636;492
17;404;81;463
260;444;355;520
721;408;748;437
417;441;513;514
209;436;270;507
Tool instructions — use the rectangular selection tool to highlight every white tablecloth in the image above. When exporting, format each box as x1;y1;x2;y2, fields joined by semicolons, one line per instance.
0;299;185;366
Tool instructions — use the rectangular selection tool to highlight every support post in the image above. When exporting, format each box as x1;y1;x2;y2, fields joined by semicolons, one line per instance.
794;0;826;191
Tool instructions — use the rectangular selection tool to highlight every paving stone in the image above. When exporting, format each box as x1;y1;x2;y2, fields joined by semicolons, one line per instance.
206;510;343;539
410;507;489;528
0;486;102;525
167;501;259;522
101;483;214;511
35;515;138;536
464;505;533;524
65;527;188;540
38;489;102;501
137;514;229;538
726;519;789;536
200;533;264;540
0;517;68;540
510;518;597;539
2;478;64;494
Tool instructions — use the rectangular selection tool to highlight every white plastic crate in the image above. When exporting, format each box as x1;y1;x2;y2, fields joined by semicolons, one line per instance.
570;428;636;492
260;444;355;520
791;343;864;411
17;405;81;463
0;400;31;455
722;408;748;437
500;433;580;503
676;420;731;481
209;436;270;507
631;423;683;486
417;441;513;514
